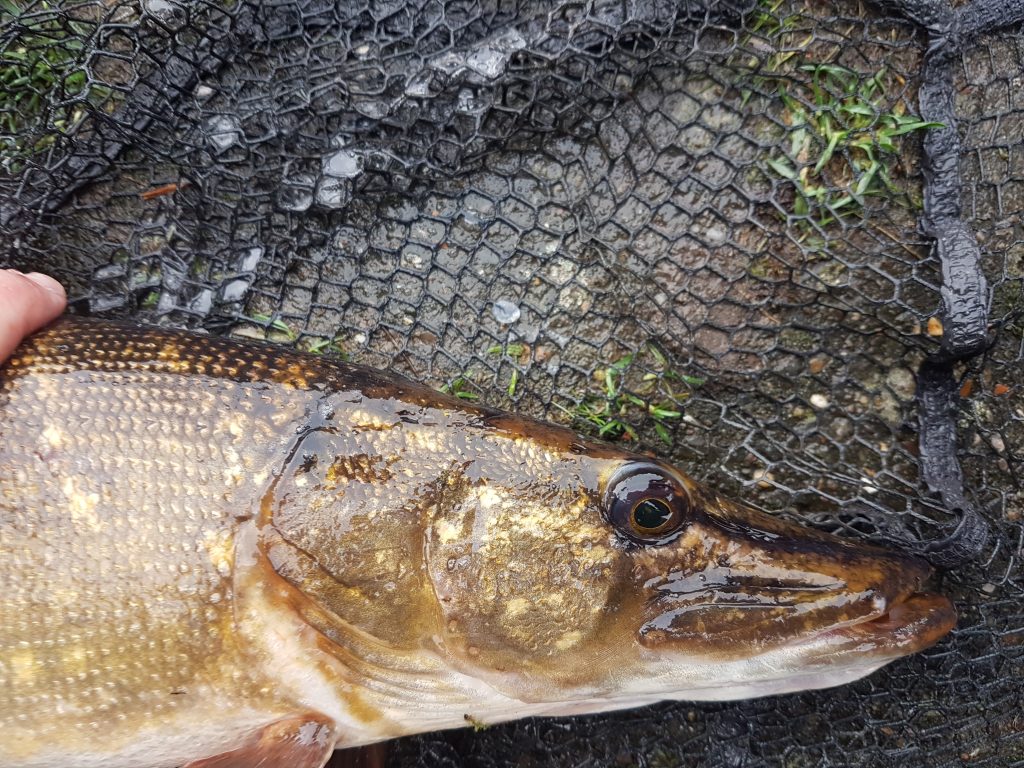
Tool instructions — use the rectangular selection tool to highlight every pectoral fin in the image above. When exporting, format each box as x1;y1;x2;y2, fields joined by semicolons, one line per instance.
183;713;337;768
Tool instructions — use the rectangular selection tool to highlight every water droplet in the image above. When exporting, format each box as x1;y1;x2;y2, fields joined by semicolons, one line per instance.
323;149;363;179
457;88;489;114
277;173;315;212
188;288;213;314
406;71;437;96
316;177;351;209
206;116;240;153
492;300;521;325
235;246;262;273
467;48;508;79
356;99;390;119
219;279;249;303
144;0;182;17
94;263;126;281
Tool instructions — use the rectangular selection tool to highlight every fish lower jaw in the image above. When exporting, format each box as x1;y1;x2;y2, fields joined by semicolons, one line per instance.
668;661;896;702
656;592;958;703
606;594;957;707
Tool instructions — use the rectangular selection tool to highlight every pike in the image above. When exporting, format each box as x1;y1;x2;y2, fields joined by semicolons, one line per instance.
0;317;956;768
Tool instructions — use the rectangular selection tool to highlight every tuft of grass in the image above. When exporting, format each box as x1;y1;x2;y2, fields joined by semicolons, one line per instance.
0;2;117;169
439;376;480;401
487;342;528;398
733;2;941;242
765;64;942;230
306;336;349;359
486;343;525;358
247;313;297;341
733;0;813;101
556;345;704;445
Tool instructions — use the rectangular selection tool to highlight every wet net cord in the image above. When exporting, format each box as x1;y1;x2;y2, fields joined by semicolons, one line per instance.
879;0;1024;566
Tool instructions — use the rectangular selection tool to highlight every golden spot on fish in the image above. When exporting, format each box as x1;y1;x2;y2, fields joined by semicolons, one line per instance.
435;520;463;545
476;486;502;510
267;359;310;389
61;477;102;530
223;464;245;486
344;409;397;431
9;645;35;685
157;343;181;362
402;426;443;452
226;414;246;438
41;424;63;449
505;598;530;619
555;631;584;651
203;529;235;578
324;454;393;487
62;645;89;679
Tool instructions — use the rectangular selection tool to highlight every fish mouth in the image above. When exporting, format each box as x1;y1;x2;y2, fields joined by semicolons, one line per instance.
815;591;956;656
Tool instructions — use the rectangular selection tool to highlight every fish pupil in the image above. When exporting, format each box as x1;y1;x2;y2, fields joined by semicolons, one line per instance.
632;498;672;532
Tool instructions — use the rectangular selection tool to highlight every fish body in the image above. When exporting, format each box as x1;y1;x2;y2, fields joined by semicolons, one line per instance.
0;317;955;768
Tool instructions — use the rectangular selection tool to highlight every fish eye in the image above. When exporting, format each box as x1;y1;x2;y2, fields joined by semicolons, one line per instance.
605;463;689;544
631;498;675;534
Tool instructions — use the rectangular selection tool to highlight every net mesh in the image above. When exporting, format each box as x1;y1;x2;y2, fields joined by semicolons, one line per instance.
1;0;1022;765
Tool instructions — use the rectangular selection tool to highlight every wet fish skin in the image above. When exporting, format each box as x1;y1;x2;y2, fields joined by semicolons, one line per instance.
0;316;956;768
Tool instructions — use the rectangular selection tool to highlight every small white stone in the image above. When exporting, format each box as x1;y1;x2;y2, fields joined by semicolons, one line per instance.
809;393;830;409
323;149;363;178
492;300;521;324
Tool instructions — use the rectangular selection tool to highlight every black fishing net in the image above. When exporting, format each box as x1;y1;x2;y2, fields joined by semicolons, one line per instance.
1;0;1021;765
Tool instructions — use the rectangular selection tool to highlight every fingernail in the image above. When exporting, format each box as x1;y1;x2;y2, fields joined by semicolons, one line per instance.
24;272;66;300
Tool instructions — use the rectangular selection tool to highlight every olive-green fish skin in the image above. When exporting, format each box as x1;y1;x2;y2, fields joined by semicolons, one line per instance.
0;316;956;768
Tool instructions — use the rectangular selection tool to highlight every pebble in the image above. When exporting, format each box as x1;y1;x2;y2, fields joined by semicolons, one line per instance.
810;393;830;409
323;149;363;178
492;300;521;324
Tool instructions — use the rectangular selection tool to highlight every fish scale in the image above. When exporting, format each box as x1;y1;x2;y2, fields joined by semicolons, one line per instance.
1;321;312;767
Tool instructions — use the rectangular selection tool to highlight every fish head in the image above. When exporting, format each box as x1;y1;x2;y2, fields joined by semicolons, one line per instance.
425;431;956;707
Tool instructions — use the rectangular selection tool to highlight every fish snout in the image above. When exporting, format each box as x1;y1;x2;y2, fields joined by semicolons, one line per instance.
637;493;954;658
